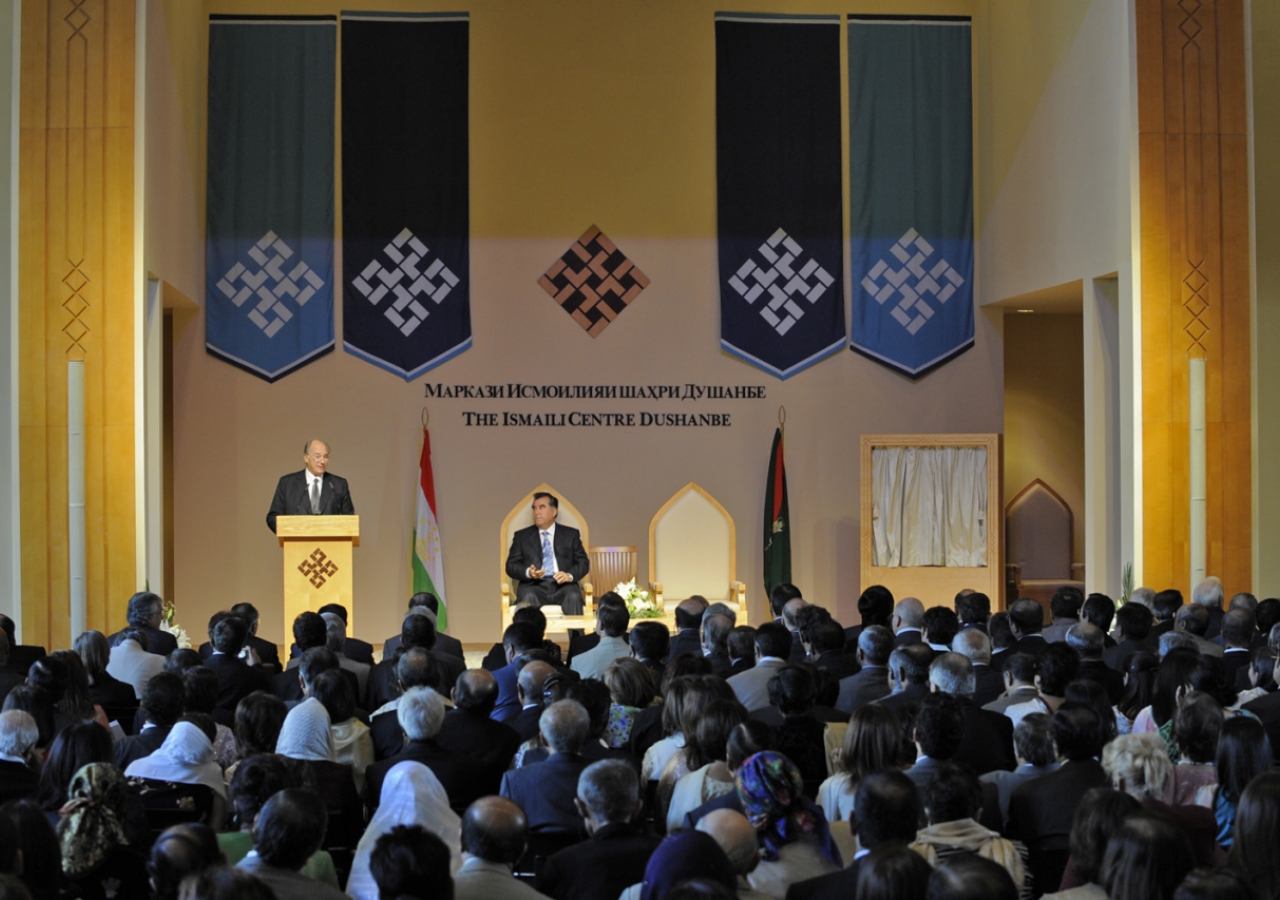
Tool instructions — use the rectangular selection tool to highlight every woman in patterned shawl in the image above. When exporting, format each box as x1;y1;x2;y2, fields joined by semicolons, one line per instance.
57;762;148;900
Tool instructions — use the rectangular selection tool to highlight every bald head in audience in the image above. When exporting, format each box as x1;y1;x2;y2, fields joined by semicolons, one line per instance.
781;598;809;632
461;796;527;865
893;597;925;631
697;809;760;877
951;628;992;664
540;699;590;755
516;660;555;708
452;668;499;714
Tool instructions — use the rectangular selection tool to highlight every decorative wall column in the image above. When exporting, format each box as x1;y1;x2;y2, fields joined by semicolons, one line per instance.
1136;0;1250;596
19;0;135;649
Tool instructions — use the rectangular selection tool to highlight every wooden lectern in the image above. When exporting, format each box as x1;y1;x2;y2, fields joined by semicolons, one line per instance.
277;516;360;637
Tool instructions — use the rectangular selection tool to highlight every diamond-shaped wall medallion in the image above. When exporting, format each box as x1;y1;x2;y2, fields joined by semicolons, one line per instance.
538;226;649;337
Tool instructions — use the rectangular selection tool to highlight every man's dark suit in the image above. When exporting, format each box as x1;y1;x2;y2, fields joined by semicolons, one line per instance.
728;658;753;677
952;697;1016;775
364;739;475;811
1014;634;1049;659
269;666;360;706
107;625;177;658
874;682;929;715
509;704;543;743
972;663;1005;707
1103;637;1152;673
288;637;373;666
199;636;281;673
113;724;174;770
1151;618;1176;641
1243;690;1280;761
813;651;860;681
835;665;891;715
500;753;592;835
894;628;924;648
504;524;590;614
364;652;463;711
786;857;865;900
203;653;269;711
435;707;522;806
1006;759;1110;892
265;469;354;534
1077;659;1125;704
0;758;38;805
370;709;405;761
669;629;702;661
705;650;732;677
383;630;464;662
1222;648;1251;686
537;822;660;900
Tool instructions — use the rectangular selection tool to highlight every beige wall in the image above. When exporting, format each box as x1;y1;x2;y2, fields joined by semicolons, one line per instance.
1004;314;1086;568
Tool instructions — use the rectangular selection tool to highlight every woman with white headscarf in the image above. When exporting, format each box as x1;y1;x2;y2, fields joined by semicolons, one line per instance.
124;716;228;829
275;696;363;849
346;760;462;900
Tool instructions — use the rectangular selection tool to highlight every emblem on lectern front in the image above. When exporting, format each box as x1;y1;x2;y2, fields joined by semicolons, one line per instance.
298;549;339;588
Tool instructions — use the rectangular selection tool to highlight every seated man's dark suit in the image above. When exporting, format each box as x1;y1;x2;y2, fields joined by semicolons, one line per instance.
626;704;666;761
288;636;373;666
952;697;1016;775
265;469;354;533
113;723;174;770
893;628;924;648
1221;647;1251;686
813;650;860;681
364;738;475;811
504;523;589;614
537;822;660;900
835;665;891;715
203;652;269;711
500;752;591;835
199;636;281;673
364;652;462;711
107;625;177;658
1015;634;1049;659
972;663;1005;707
705;650;732;677
1077;659;1125;704
874;682;930;715
383;629;464;662
269;665;360;706
1006;759;1110;893
0;758;38;805
1103;637;1151;672
435;707;522;805
668;629;702;661
369;709;405;761
509;704;544;743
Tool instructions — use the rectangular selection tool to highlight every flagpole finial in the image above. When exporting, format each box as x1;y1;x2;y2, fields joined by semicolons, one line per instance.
778;405;786;429
422;408;430;429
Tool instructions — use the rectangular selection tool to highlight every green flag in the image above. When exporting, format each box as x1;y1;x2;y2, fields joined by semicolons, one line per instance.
764;427;791;596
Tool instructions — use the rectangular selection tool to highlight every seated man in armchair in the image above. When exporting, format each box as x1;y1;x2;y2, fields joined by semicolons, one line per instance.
505;492;589;615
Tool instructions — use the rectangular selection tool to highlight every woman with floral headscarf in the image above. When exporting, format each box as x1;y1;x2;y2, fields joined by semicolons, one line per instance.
57;762;149;900
735;750;841;899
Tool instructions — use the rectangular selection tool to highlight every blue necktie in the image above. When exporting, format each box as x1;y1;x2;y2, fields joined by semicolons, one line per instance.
540;531;554;578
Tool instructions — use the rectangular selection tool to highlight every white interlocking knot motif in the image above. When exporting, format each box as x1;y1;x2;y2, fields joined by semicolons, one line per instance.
353;228;459;337
860;228;965;336
728;228;835;336
215;231;324;339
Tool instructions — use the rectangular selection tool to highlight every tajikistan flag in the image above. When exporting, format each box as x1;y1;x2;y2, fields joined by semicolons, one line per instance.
413;427;447;630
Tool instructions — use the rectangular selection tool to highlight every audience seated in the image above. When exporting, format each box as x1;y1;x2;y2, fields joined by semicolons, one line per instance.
310;667;373;794
113;670;185;769
37;720;118;821
435;669;521;805
538;759;657;900
108;592;179;658
700;611;736;678
1068;623;1124;704
0;635;22;708
202;616;269;712
0;712;37;805
854;843;933;900
73;630;137;711
365;686;471;812
1105;603;1156;673
490;622;546;723
1043;787;1139;899
348;761;462;900
622;830;738;900
146;823;224;900
988;611;1018;672
877;644;934;714
980;712;1057;828
950;628;1002;707
58;764;152;899
631;655;712;764
383;592;464;661
1008;599;1049;659
630;620;671;682
0;798;63;900
181;668;236;768
1204;714;1272;849
1006;643;1079;727
226;690;285;784
0;614;45;677
370;647;440;759
274;697;362;848
1226;770;1280;900
105;627;166;702
178;865;276;900
1;687;54;754
125;716;228;831
235;788;348;900
836;625;894;714
569;593;631;680
509;660;556;743
1100;813;1194;900
728;625;758;677
500;700;593;836
368;823;455;900
927;855;1019;900
452;796;550;900
930;651;1016;774
665;699;749;830
671;597;711;661
1043;588;1084;644
602;658;657;750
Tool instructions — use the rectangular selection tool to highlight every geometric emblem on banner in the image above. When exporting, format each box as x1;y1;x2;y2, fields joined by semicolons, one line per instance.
352;227;460;337
215;231;325;339
860;227;966;336
728;228;835;337
538;226;650;338
297;548;338;588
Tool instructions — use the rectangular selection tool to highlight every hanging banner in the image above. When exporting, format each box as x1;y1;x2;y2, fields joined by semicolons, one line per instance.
849;16;974;378
206;16;336;382
716;13;845;381
342;12;472;380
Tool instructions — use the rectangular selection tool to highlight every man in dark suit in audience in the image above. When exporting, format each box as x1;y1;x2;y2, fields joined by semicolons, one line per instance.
844;585;894;653
779;596;809;662
537;759;658;900
984;653;1041;714
1104;602;1155;672
369;648;440;760
1008;598;1049;659
809;619;859;681
0;615;44;676
364;686;475;811
500;700;594;835
0;710;38;804
489;622;544;723
875;644;933;715
1041;587;1083;644
107;592;178;658
1243;655;1280;759
835;625;893;714
436;669;521;805
1006;705;1110;893
508;661;555;743
382;592;465;661
1150;589;1184;641
727;626;756;677
951;628;1003;706
955;590;990;634
727;622;792;712
1220;608;1256;686
929;652;1016;774
113;671;185;769
904;692;965;793
366;613;463;710
199;603;281;674
1069;623;1124;704
785;771;920;900
203;615;268;711
891;597;926;648
668;596;708;661
700;612;734;678
271;645;360;708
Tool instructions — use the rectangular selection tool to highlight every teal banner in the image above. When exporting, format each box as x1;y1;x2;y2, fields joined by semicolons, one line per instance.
848;17;974;378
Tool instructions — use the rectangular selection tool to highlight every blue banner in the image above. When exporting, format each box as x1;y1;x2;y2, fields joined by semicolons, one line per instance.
848;17;974;379
342;12;471;380
716;13;845;381
205;16;336;382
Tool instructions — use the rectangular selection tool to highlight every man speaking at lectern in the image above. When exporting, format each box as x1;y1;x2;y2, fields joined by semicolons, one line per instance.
266;439;355;533
505;492;589;614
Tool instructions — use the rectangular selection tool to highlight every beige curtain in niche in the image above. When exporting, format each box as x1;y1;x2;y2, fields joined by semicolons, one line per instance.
871;446;987;567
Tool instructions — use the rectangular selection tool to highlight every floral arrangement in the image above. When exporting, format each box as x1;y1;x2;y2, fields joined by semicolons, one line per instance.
160;597;194;649
614;579;664;619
